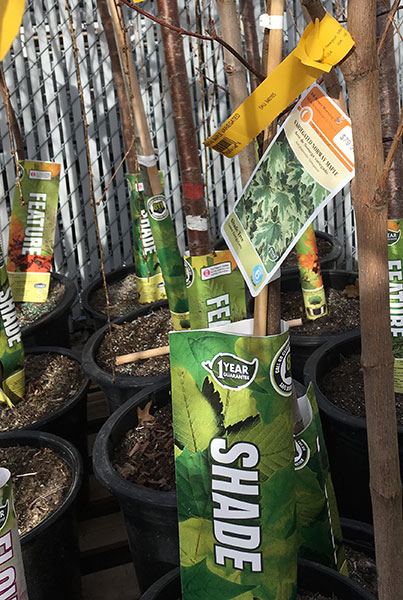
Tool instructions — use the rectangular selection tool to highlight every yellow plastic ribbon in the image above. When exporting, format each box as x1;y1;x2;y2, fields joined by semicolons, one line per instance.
204;12;354;158
0;0;25;62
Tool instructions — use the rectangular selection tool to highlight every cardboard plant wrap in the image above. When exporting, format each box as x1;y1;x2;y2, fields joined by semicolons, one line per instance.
296;224;327;320
388;219;403;392
127;173;166;304
294;382;346;572
7;161;61;302
0;468;29;599
170;319;297;600
145;193;190;330
184;251;247;330
0;234;24;407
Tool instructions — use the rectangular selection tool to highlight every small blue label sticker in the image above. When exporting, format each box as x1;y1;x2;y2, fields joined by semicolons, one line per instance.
252;265;264;284
34;283;46;288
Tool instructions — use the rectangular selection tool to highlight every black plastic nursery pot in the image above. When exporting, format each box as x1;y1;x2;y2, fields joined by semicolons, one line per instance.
81;264;137;330
82;301;170;413
0;429;83;600
92;380;177;593
20;272;77;348
139;561;376;600
282;269;360;381
303;331;403;524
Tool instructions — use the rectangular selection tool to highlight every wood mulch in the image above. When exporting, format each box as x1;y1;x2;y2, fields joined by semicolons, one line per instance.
0;445;72;536
15;279;65;327
321;353;403;425
112;403;175;492
96;307;172;377
0;353;85;430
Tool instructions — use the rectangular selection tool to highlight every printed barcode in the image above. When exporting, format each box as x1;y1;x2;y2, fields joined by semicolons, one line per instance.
214;137;235;153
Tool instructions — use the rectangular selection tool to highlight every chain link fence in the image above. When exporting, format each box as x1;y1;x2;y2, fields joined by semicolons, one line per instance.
1;0;394;315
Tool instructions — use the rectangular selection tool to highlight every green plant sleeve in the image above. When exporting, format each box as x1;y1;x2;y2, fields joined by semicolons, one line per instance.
388;219;403;392
296;224;327;320
170;318;297;600
0;468;28;598
0;234;24;407
127;173;166;304
184;251;247;330
146;193;190;330
7;160;60;302
294;382;346;573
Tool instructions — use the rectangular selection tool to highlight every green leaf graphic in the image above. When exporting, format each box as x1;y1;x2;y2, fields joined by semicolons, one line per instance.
179;517;214;567
171;367;223;453
227;413;294;481
176;448;211;521
181;559;256;600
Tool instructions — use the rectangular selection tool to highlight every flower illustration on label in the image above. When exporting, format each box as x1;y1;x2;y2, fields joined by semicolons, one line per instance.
202;353;259;390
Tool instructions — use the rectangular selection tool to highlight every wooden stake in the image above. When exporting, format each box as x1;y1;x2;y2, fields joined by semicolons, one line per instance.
253;0;284;338
116;346;170;365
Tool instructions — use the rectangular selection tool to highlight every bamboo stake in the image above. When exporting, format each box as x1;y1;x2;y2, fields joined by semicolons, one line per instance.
109;0;163;195
254;0;285;339
216;0;256;187
116;345;170;365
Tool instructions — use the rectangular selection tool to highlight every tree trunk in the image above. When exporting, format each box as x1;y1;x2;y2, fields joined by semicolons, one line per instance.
239;0;261;92
156;0;210;256
216;0;256;187
302;2;403;598
376;0;403;218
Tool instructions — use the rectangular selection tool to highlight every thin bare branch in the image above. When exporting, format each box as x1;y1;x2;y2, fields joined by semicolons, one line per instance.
118;0;265;82
380;106;403;191
378;0;401;54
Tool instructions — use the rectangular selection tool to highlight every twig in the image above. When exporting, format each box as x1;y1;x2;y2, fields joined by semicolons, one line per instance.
380;105;403;192
118;0;265;83
0;65;24;204
65;0;115;380
378;0;402;55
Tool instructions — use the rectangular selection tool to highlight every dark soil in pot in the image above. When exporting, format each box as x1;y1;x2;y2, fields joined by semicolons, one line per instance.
0;430;83;600
82;302;170;413
97;307;172;377
303;332;403;523
0;444;72;535
0;352;85;430
89;269;138;318
281;285;360;335
16;276;65;327
0;348;89;509
17;272;77;348
320;354;403;425
279;270;360;381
